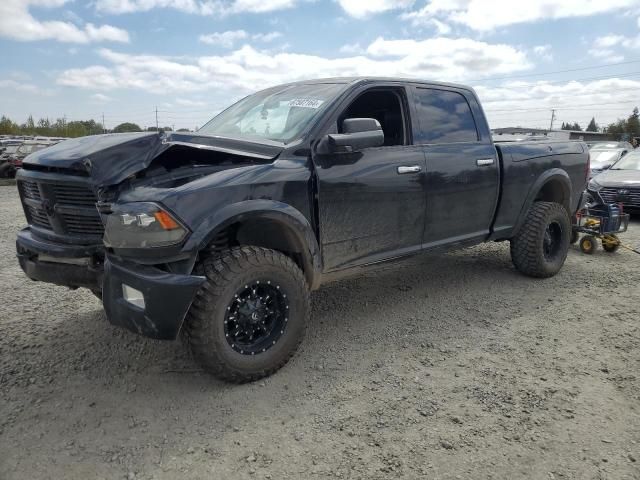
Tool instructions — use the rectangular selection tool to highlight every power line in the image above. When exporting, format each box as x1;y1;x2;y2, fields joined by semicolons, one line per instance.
471;58;640;83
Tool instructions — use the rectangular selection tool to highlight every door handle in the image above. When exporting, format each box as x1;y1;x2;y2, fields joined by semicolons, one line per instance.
476;158;495;167
397;165;422;174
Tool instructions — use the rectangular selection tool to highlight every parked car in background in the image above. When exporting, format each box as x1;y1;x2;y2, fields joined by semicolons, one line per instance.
7;140;58;176
589;147;629;177
590;141;634;151
0;142;23;177
588;150;640;213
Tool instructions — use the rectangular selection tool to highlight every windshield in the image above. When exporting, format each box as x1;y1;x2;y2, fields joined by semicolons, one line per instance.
3;145;19;154
198;83;344;143
591;150;620;163
611;152;640;170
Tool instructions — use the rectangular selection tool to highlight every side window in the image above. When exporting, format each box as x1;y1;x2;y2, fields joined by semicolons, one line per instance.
339;88;407;147
414;88;479;144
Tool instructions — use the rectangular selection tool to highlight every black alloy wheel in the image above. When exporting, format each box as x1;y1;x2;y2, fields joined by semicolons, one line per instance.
224;281;289;355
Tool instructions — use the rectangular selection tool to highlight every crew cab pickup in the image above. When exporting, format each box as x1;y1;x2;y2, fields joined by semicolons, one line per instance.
15;77;589;382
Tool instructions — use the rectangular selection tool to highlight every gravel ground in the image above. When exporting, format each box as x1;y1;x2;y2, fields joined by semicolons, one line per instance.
1;183;639;480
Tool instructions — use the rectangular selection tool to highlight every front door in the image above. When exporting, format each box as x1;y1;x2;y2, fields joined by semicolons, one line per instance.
313;86;427;271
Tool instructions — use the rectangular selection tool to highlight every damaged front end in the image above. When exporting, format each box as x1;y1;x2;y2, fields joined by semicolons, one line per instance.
16;131;285;339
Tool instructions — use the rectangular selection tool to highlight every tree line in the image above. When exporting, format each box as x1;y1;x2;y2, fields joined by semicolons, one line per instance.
0;115;191;137
561;107;639;138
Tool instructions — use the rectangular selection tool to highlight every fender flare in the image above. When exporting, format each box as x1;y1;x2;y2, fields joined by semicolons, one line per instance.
182;199;322;289
511;168;572;237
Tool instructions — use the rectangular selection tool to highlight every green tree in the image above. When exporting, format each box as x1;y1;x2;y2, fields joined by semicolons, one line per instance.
113;122;142;133
586;117;598;132
0;115;20;135
627;107;640;137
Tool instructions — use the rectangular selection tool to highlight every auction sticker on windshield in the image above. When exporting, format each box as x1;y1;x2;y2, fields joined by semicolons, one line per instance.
288;99;324;108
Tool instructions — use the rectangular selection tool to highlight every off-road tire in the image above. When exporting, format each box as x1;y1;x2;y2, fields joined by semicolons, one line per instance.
183;246;310;383
510;201;571;278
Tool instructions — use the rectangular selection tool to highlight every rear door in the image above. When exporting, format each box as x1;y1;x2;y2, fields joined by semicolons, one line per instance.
410;86;499;247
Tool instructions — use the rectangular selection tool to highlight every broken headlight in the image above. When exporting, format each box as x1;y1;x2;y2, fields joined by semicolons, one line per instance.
104;202;188;248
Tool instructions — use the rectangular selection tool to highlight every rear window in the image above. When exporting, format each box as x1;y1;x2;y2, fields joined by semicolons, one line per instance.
413;88;478;144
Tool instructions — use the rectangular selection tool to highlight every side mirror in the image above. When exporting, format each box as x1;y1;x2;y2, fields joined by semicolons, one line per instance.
621;150;628;157
327;118;384;153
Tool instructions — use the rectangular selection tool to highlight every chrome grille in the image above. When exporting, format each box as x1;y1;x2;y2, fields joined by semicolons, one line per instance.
52;184;97;207
25;204;51;229
19;180;41;201
61;213;105;235
599;187;640;208
18;179;103;238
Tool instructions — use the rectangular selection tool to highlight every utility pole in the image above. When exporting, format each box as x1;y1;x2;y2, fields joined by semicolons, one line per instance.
155;107;159;132
102;113;106;134
549;109;556;131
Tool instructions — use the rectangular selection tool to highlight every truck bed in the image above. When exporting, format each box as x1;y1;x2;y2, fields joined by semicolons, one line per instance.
491;140;588;240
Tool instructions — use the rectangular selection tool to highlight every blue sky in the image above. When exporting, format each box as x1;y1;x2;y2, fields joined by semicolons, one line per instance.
1;0;640;131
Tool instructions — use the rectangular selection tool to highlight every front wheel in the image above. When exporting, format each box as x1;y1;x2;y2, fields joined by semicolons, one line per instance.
183;246;310;383
510;201;571;278
580;235;597;254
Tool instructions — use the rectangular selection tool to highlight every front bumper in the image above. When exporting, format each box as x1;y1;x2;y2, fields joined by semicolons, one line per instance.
17;228;206;340
102;255;206;340
16;227;103;289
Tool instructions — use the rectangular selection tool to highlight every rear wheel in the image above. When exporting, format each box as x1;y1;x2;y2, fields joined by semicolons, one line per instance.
510;201;571;278
183;246;309;383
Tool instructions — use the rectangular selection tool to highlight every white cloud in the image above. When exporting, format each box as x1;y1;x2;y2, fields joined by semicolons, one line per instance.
0;79;52;96
588;33;640;62
478;78;640;129
339;42;365;54
199;30;282;47
532;45;552;61
57;37;532;93
252;31;282;42
0;0;129;43
402;0;640;31
337;0;415;18
90;93;112;103
175;98;207;107
199;30;248;47
94;0;296;15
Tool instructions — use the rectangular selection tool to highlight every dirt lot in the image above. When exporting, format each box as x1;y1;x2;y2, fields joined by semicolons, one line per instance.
0;183;639;480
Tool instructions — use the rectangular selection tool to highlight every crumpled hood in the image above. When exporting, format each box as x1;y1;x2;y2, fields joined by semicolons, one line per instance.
23;131;284;186
594;169;640;187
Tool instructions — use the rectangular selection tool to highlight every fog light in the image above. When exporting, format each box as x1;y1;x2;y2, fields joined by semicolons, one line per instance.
122;284;145;309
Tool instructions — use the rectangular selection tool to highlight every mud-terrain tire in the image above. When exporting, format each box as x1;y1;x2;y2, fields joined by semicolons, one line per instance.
510;201;571;278
183;246;309;383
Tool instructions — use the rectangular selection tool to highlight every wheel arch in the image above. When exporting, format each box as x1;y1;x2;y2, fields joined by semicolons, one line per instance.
183;200;322;290
512;169;572;237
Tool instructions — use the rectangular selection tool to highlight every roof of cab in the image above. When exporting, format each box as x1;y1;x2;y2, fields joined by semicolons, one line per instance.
278;76;474;92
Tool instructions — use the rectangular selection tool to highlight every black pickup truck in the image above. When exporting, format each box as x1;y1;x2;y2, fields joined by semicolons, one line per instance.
15;77;589;382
